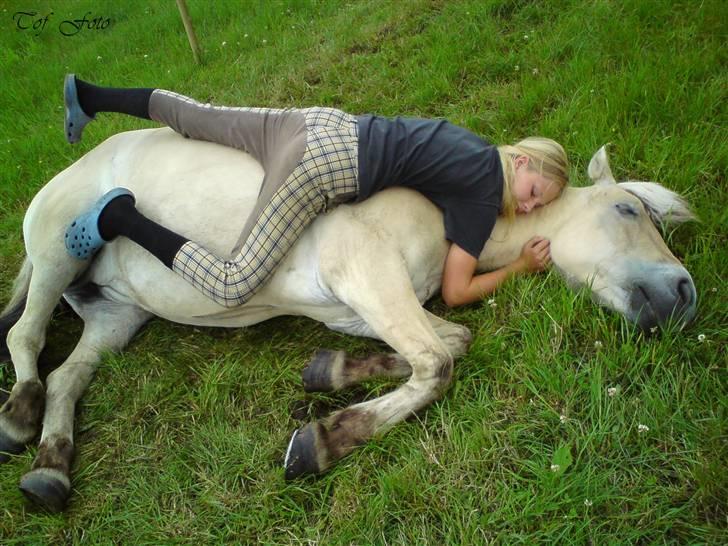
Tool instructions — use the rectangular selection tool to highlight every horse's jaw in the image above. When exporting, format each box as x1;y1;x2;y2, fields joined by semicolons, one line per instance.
476;187;585;272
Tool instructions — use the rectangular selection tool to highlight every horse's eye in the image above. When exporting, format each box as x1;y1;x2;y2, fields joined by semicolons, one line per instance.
615;203;638;217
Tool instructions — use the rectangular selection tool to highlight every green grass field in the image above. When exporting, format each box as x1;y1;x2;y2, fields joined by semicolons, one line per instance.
1;0;726;543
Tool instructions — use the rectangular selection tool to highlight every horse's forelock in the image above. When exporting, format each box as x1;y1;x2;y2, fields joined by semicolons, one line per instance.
617;182;695;225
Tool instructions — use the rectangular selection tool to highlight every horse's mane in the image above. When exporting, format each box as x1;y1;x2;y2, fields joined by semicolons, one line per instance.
617;182;695;225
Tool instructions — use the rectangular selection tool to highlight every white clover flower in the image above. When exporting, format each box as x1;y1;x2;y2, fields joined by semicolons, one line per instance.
262;39;268;44
97;56;102;60
711;287;717;292
638;424;649;433
559;414;567;424
650;326;658;333
143;54;148;58
594;340;603;349
550;464;560;472
698;334;706;343
244;33;249;38
590;89;595;94
523;34;529;40
607;387;617;397
221;41;227;46
532;67;539;75
584;499;593;507
514;65;520;71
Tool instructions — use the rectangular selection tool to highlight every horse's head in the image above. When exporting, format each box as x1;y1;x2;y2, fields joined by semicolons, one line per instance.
549;146;696;330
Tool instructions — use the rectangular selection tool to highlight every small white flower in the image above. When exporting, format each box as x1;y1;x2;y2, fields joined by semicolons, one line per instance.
143;54;148;58
698;334;706;343
97;56;102;60
590;89;595;94
711;287;717;292
490;301;497;308
594;340;603;349
221;41;227;46
550;464;560;472
607;387;617;397
650;326;658;333
244;33;249;38
262;39;267;44
612;127;617;132
638;424;649;433
514;65;520;71
523;34;529;40
560;414;567;424
584;499;593;507
532;68;539;75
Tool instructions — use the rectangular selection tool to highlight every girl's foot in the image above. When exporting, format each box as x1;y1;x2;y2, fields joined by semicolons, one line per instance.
64;74;96;144
65;188;135;260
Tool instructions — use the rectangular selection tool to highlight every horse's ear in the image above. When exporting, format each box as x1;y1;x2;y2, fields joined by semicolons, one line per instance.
618;182;696;226
588;145;616;186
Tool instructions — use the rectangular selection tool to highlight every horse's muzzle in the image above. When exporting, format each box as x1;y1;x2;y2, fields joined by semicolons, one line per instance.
628;264;697;330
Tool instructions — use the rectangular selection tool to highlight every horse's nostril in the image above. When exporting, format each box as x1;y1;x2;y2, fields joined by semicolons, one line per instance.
677;278;692;306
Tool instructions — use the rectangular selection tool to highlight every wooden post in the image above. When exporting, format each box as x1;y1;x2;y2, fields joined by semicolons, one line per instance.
176;0;201;64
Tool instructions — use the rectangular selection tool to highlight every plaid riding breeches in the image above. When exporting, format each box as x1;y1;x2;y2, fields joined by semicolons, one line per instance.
148;90;359;307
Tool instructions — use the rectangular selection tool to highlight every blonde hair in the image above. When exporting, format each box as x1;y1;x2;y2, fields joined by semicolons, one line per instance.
497;137;569;219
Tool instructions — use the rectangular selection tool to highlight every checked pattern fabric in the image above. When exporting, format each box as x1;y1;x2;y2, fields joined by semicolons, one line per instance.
160;97;359;307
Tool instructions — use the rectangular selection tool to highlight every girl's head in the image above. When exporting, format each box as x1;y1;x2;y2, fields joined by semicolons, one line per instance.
498;137;569;218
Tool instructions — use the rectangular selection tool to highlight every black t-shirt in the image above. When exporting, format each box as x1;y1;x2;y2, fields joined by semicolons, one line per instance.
356;115;503;258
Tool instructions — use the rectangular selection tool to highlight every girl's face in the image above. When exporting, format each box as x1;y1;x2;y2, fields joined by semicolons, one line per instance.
512;156;561;214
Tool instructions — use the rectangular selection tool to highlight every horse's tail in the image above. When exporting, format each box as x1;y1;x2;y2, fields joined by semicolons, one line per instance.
0;257;32;362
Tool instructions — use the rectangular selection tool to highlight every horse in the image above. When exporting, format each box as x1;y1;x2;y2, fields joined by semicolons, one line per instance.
0;128;695;512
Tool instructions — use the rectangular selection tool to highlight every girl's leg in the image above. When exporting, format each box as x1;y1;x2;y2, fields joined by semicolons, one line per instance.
92;162;326;308
65;75;306;171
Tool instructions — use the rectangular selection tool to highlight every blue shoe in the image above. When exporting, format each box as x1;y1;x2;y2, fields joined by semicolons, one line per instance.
65;188;135;260
64;74;95;144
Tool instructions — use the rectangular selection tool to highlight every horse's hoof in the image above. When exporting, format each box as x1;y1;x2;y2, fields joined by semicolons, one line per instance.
0;428;26;463
284;424;322;480
302;349;344;392
19;468;71;513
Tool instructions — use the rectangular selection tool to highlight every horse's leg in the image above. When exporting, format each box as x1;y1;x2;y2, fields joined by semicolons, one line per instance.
285;251;455;478
0;259;83;462
18;301;150;513
302;311;471;393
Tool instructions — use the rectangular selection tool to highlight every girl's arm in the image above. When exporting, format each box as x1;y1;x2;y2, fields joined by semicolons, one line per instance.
441;236;551;307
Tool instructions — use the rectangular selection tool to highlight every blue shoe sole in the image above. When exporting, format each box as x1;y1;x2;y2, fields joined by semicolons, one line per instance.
64;74;95;144
65;188;135;260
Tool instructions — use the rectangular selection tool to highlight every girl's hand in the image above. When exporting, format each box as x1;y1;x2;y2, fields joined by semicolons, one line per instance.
519;236;551;272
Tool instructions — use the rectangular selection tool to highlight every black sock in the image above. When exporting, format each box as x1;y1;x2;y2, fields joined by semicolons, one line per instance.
98;196;188;269
75;78;155;119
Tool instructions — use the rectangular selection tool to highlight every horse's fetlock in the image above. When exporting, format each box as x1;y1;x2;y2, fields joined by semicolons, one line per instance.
1;380;45;429
33;435;74;475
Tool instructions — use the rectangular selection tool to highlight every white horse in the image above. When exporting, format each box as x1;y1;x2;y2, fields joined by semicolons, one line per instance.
0;129;695;512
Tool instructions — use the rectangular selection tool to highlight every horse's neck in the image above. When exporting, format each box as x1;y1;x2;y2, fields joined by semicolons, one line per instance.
477;187;584;271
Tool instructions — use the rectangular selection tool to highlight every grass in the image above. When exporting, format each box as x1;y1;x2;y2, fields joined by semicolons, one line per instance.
1;0;726;543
